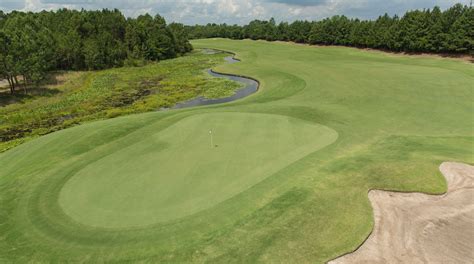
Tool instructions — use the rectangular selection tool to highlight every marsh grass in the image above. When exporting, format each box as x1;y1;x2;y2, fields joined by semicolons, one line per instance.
0;51;241;152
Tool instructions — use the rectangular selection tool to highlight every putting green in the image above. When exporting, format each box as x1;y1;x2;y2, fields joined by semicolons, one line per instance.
59;112;337;227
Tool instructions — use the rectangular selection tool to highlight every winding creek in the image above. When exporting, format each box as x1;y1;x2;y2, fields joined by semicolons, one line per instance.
171;50;259;109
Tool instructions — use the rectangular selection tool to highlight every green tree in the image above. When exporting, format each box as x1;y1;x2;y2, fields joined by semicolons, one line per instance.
168;22;193;55
185;3;472;55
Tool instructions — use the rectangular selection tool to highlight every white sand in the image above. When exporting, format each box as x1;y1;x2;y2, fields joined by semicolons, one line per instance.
330;162;474;264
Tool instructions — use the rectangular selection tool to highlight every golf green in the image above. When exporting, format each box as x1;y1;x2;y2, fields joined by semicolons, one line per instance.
0;39;472;263
59;112;337;228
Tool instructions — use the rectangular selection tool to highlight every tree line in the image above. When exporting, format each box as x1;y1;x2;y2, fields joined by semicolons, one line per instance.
186;3;473;55
0;9;192;94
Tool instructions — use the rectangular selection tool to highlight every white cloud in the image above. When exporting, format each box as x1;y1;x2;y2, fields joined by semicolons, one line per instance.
0;0;469;25
217;0;239;14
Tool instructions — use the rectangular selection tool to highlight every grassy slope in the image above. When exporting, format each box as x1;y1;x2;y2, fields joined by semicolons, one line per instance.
0;39;473;262
0;51;241;152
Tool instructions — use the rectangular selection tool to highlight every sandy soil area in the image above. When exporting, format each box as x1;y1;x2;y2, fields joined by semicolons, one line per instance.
0;79;8;88
329;162;474;264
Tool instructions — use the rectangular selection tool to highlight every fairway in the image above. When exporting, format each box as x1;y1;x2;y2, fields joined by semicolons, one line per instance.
0;39;472;263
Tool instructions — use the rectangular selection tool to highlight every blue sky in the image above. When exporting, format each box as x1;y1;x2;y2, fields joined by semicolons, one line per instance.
0;0;469;25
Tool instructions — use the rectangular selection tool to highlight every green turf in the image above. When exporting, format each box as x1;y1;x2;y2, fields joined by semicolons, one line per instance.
0;39;473;263
59;112;337;228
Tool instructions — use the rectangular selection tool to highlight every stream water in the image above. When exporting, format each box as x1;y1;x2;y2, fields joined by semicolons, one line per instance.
171;51;258;109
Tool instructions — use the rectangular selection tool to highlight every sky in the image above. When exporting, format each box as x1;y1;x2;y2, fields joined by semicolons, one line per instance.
0;0;469;25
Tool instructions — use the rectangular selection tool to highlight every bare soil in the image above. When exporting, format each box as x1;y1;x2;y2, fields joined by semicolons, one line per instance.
0;79;9;89
329;162;474;264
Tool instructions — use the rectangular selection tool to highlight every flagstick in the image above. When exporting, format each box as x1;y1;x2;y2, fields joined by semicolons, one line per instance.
209;130;213;148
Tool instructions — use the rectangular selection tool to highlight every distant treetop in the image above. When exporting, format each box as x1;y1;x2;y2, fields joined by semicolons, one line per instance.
185;3;473;55
0;9;193;94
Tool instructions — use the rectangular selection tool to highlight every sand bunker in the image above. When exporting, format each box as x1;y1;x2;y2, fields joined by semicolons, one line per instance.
330;162;474;264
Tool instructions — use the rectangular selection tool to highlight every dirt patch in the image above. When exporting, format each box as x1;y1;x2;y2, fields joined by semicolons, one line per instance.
329;162;474;264
0;79;9;88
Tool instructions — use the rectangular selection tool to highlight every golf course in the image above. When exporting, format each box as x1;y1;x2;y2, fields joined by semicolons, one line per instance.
0;39;473;262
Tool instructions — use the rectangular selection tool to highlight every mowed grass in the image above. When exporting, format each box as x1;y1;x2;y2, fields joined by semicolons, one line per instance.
60;112;337;228
0;39;473;262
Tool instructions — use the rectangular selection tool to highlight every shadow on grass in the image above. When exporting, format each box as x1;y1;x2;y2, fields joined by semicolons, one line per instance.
0;73;66;107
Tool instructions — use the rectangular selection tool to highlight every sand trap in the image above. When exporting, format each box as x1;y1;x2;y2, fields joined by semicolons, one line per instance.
329;162;474;264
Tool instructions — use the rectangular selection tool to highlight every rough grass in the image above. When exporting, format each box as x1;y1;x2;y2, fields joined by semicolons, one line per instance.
0;51;241;152
0;39;473;263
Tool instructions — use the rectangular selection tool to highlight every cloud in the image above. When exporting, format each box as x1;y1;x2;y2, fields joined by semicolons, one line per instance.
330;0;467;18
1;0;470;25
41;0;93;3
265;0;328;6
